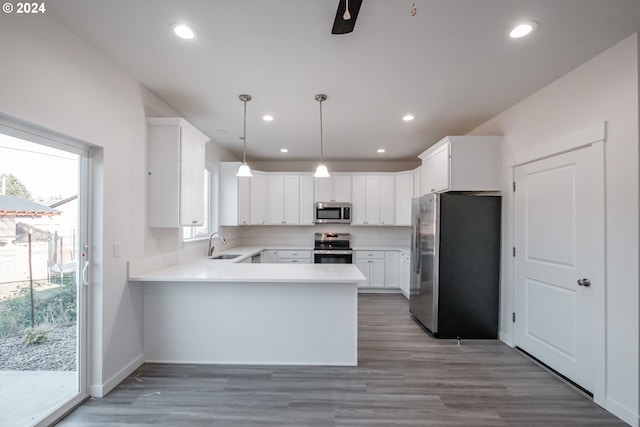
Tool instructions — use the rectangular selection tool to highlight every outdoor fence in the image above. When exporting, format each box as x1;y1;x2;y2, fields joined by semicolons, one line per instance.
0;276;77;338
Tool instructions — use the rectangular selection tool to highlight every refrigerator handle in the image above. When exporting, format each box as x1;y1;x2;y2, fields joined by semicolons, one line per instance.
414;217;421;273
410;222;415;269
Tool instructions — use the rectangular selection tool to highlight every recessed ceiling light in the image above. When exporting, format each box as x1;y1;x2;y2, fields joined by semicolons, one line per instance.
403;114;415;121
377;148;386;153
171;23;197;40
509;21;538;39
263;115;274;122
280;148;289;153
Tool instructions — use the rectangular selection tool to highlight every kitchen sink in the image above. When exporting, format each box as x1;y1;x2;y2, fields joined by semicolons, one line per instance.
210;254;241;260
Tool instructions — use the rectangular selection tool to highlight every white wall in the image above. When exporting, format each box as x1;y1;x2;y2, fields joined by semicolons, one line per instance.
0;13;236;396
471;34;639;425
228;224;410;250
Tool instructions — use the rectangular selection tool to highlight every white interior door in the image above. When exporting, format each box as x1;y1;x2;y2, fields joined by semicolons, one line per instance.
514;145;600;392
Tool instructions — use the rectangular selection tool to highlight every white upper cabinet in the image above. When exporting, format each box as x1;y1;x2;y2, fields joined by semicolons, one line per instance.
314;174;351;202
220;167;312;226
413;167;421;198
219;167;432;227
268;175;300;225
352;175;395;225
422;143;450;194
419;136;502;195
379;176;395;225
219;162;250;226
351;176;366;224
299;175;315;225
148;118;209;228
250;172;269;225
395;171;415;226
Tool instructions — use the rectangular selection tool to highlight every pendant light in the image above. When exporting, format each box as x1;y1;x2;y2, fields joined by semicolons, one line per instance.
236;94;253;177
314;94;330;178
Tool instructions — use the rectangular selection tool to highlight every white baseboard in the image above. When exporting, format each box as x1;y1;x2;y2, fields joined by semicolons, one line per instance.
605;397;638;427
358;287;402;294
88;353;144;398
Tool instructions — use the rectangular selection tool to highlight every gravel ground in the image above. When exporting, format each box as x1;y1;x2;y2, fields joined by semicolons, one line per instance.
0;324;76;371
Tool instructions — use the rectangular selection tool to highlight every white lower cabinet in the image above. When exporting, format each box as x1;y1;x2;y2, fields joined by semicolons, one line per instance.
278;250;312;263
400;251;410;298
355;251;385;288
279;258;311;264
261;250;278;263
278;251;311;264
384;251;400;288
355;250;410;293
261;250;312;264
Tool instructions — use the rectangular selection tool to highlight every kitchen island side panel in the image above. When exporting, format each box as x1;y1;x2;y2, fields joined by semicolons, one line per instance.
143;281;358;366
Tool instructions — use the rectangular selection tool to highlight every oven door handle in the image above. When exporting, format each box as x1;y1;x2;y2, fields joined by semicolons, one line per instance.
314;250;353;255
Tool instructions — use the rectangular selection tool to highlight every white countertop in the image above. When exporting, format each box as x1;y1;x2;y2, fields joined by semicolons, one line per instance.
129;257;366;283
128;244;411;284
353;246;410;253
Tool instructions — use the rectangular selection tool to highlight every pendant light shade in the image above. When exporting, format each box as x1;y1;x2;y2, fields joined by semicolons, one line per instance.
314;163;330;178
314;94;330;178
236;94;253;177
236;163;252;177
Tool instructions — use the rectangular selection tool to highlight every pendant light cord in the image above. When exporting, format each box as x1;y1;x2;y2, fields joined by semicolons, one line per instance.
242;98;247;164
319;97;324;164
314;94;329;178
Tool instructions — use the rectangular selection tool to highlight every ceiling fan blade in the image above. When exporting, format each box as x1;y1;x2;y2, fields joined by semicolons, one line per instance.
332;0;362;34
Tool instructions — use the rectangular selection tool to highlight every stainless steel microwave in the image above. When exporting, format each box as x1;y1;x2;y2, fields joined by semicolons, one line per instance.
314;202;352;224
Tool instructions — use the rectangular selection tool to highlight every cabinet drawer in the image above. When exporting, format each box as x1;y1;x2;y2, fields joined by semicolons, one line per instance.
355;251;385;260
278;258;311;264
277;250;311;259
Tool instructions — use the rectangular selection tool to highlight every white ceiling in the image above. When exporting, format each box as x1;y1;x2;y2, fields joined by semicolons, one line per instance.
49;0;640;162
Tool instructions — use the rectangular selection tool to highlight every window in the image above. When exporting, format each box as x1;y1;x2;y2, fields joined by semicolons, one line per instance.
183;167;210;240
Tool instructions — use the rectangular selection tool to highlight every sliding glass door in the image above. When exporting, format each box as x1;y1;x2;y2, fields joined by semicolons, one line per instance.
0;117;90;426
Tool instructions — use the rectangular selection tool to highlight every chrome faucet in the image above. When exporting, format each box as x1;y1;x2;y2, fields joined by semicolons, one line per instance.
208;231;227;256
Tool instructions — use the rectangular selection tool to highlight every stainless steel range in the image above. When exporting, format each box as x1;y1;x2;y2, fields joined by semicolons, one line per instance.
313;233;353;264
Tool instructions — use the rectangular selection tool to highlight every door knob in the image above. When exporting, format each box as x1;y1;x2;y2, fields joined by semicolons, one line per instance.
577;278;591;287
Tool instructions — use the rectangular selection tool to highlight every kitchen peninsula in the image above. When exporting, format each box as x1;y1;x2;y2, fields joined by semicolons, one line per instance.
129;252;365;366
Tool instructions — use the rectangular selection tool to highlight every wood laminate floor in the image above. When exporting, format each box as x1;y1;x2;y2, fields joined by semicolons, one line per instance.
58;294;625;426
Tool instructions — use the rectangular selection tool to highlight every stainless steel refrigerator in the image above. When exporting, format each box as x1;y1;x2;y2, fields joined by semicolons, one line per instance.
409;193;501;339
